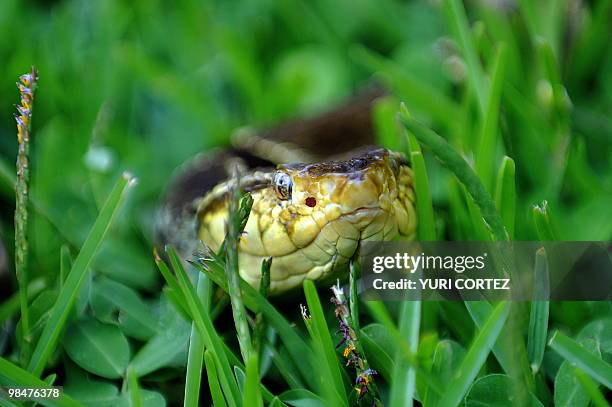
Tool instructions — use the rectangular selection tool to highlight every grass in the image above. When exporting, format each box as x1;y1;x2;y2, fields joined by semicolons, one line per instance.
0;0;611;406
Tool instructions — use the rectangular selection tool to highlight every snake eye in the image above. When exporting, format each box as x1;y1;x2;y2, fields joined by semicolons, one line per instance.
273;172;292;200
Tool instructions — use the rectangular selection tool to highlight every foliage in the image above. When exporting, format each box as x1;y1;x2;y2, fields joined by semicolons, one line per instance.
1;0;611;406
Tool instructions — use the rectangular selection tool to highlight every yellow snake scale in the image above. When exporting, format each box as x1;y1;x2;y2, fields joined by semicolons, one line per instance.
157;88;417;294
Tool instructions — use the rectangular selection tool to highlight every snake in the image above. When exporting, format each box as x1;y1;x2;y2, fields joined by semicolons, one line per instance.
157;88;417;295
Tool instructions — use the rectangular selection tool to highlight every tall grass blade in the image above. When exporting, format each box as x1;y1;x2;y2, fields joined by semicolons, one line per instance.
303;280;348;406
532;201;559;240
127;367;142;407
0;357;82;407
401;117;509;242
225;185;254;363
27;173;135;377
438;302;510;407
574;369;610;407
475;43;507;190
192;256;313;383
402;104;436;240
165;246;241;407
389;301;420;407
443;0;487;114
183;274;208;407
243;354;263;407
204;350;228;407
527;248;550;373
494;157;516;238
548;331;612;389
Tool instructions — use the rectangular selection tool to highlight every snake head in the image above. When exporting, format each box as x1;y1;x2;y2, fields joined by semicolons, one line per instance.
198;148;416;294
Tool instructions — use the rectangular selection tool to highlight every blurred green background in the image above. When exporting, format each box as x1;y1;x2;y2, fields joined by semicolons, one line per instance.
0;0;611;405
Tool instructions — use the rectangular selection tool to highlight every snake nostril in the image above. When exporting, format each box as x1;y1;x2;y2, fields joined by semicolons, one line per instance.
305;197;317;207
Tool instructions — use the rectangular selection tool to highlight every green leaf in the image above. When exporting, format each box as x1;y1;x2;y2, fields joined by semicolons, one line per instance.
64;377;120;407
465;374;544;406
423;340;466;407
576;318;612;363
554;334;607;407
117;390;166;407
554;351;597;407
549;330;612;389
438;302;510;407
360;324;395;381
279;389;325;407
130;295;190;377
27;173;135;377
63;319;130;379
91;276;157;340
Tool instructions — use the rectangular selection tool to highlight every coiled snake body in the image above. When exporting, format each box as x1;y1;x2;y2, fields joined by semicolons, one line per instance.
158;89;416;294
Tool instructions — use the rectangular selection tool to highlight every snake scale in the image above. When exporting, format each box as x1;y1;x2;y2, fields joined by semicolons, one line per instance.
157;88;417;294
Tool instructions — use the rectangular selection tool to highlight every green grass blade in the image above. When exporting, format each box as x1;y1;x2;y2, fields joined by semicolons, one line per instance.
243;354;263;407
303;280;348;406
27;173;135;377
527;248;550;373
548;331;612;389
127;367;142;407
192;258;313;383
0;357;83;407
401;117;509;241
389;301;421;407
463;188;492;240
438;302;511;407
153;249;189;316
494;157;516;238
204;350;228;407
574;369;610;407
166;247;240;407
443;0;487;115
183;274;208;407
475;43;507;190
532;201;559;240
463;301;512;374
226;187;254;363
403;105;436;241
